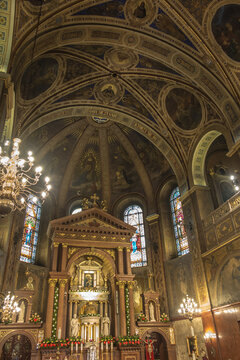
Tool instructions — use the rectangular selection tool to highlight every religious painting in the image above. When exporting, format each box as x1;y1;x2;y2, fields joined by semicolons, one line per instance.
187;336;198;357
84;273;94;288
212;5;240;62
70;144;101;198
109;139;140;195
166;88;202;130
203;239;240;307
20;195;41;264
217;256;240;306
20;58;58;100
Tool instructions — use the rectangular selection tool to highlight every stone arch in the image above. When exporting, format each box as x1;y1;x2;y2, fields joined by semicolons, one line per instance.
21;105;187;194
141;327;171;346
191;129;227;186
0;330;38;359
67;247;117;276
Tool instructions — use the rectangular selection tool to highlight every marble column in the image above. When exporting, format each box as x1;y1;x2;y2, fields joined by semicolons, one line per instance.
68;301;73;336
117;281;126;336
52;243;59;271
73;301;78;316
100;301;103;316
127;281;135;335
126;248;132;275
117;247;124;274
61;244;68;271
57;279;68;339
45;278;57;337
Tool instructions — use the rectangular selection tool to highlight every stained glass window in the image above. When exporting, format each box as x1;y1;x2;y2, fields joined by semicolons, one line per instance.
123;205;147;268
170;187;189;256
20;195;42;263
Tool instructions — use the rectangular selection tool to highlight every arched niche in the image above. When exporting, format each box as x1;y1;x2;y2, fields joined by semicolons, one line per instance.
0;331;38;360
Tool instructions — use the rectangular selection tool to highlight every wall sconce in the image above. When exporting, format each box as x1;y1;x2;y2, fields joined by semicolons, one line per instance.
204;331;216;342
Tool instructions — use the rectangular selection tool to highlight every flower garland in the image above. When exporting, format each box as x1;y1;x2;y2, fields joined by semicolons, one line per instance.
51;284;59;337
100;336;114;344
160;313;169;323
30;312;41;323
116;335;141;347
125;286;130;336
137;313;147;322
40;337;84;349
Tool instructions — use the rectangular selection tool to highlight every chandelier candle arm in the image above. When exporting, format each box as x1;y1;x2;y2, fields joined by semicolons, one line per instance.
0;138;52;215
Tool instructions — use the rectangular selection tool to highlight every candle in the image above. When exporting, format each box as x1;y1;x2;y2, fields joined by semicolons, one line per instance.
71;342;73;354
57;328;61;339
81;343;83;352
76;342;78;353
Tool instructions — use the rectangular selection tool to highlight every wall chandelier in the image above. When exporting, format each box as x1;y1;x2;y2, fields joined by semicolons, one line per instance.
0;138;51;216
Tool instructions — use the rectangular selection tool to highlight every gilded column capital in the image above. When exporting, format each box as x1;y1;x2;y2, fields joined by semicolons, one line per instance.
48;278;58;287
126;248;131;252
59;279;68;287
116;280;126;288
62;243;68;248
53;242;59;248
117;246;123;251
127;281;135;289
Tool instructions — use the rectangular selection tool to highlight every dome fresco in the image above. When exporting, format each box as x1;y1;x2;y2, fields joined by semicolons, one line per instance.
212;4;240;62
166;88;202;130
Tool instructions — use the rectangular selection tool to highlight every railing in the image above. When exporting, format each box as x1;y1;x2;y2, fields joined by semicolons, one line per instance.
202;192;240;251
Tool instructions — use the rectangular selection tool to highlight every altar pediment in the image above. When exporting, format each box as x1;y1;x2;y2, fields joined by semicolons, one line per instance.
47;207;136;245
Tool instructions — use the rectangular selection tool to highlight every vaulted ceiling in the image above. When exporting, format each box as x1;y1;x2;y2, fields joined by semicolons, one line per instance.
6;0;240;211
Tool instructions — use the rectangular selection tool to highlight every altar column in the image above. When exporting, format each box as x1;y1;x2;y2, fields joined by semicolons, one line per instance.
61;244;68;271
117;247;124;274
117;281;126;336
57;279;68;339
52;243;59;271
68;301;73;336
46;278;57;337
73;301;78;316
126;248;132;275
127;281;135;335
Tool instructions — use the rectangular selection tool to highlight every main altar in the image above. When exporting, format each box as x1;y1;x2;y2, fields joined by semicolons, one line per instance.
45;205;139;359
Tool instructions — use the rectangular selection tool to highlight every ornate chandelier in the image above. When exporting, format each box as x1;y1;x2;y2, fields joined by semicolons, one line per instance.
2;292;20;324
0;138;51;216
178;294;201;321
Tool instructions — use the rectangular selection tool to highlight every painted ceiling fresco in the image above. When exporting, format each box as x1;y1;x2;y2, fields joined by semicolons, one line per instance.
9;0;240;206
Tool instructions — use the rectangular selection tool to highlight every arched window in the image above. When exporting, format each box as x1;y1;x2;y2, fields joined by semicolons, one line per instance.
123;205;147;268
71;207;82;215
20;195;42;263
170;187;189;256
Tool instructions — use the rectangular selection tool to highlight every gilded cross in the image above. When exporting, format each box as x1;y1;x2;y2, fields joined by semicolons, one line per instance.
91;193;99;206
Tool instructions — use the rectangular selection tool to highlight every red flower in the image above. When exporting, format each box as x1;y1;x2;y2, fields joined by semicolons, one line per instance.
44;344;47;348
119;342;122;346
108;341;110;344
61;343;63;347
104;341;106;344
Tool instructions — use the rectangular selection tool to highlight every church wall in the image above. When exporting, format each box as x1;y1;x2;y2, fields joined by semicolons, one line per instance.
0;215;13;290
165;254;197;318
173;317;206;360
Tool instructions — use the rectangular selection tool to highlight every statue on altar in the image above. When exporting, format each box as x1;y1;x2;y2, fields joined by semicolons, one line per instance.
88;344;97;360
149;302;156;321
102;316;110;336
71;314;80;337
